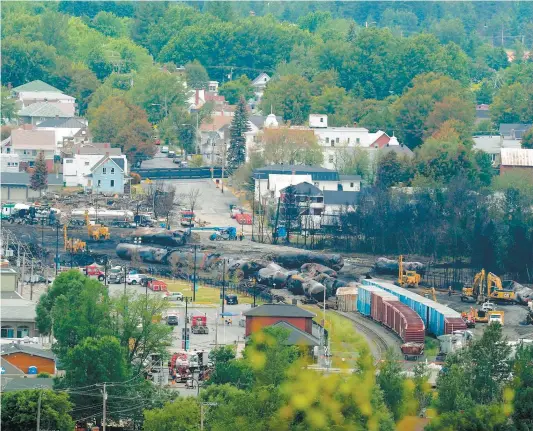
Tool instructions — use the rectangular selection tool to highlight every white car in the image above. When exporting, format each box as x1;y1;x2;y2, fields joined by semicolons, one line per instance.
126;274;146;285
481;302;495;312
164;292;184;302
161;146;169;154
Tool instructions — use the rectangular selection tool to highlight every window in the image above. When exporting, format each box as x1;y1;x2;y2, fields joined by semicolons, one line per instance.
331;141;335;147
32;150;37;156
336;137;339;143
326;137;329;143
102;168;107;174
328;155;334;163
314;182;319;187
85;161;90;166
66;159;73;164
110;180;115;187
111;168;115;174
347;138;350;143
97;180;101;187
337;184;343;191
350;182;354;188
1;326;14;338
320;117;324;123
29;161;34;167
356;138;360;144
16;326;30;338
6;148;10;154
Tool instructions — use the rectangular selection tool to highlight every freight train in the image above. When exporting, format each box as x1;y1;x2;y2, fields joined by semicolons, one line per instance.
357;284;425;344
362;279;466;336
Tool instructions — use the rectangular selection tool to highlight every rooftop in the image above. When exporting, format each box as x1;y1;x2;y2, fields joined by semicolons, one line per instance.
0;358;24;376
339;174;362;181
0;172;63;187
499;123;532;139
11;128;56;150
18;102;71;118
323;190;360;206
37;117;85;128
271;321;320;346
12;80;62;93
18;91;75;101
281;182;322;196
1;343;55;360
473;135;522;154
500;148;533;167
243;303;316;318
0;376;54;392
254;165;339;182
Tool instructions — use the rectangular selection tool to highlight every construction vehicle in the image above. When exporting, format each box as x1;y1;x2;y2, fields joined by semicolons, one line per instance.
209;227;237;241
461;307;504;325
487;272;517;304
85;211;110;241
398;255;421;288
461;269;486;303
63;225;87;253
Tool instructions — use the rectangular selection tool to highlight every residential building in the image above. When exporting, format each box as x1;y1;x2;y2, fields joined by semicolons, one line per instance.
1;296;39;338
473;135;522;164
251;73;270;100
12;80;76;118
245;113;283;160
36;117;86;148
0;153;20;172
499;123;532;140
243;304;319;349
63;144;125;188
0;268;18;292
0;172;63;202
18;102;73;126
86;156;128;194
199;115;233;163
499;148;533;178
253;165;361;201
9;128;56;171
475;104;490;124
0;343;56;375
208;81;219;94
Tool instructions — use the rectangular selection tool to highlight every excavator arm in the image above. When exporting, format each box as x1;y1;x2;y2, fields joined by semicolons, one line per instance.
487;272;502;297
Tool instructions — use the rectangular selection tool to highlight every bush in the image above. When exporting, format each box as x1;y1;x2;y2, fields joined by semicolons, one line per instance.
37;372;51;378
130;172;141;184
189;154;204;168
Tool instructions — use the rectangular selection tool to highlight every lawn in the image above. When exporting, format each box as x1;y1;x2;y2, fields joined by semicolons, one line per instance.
163;278;261;305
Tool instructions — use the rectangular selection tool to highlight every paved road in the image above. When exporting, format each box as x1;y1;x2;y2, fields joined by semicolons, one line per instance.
141;149;180;169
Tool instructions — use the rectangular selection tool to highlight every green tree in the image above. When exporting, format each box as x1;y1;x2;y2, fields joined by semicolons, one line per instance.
522;127;533;149
426;403;511;431
1;390;73;431
30;151;48;194
260;127;323;166
310;86;355;126
512;344;533;430
491;83;533;124
185;60;209;90
91;11;129;38
1;86;18;124
144;397;200;431
376;349;408;421
219;75;254;105
260;75;312;125
376;151;411;189
227;97;250;172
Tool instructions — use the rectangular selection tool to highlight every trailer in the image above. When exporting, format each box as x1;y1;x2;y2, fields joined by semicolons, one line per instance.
401;342;425;361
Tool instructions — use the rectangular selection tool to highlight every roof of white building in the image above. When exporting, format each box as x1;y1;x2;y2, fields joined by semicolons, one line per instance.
18;91;75;101
500;148;533;167
11;129;56;150
37;118;85;128
18;102;70;118
473;136;522;154
12;80;62;93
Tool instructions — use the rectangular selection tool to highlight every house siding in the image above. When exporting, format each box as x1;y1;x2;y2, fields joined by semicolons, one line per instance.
91;159;124;194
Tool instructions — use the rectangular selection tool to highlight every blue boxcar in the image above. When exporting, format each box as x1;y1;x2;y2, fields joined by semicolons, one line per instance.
357;285;373;316
362;279;463;337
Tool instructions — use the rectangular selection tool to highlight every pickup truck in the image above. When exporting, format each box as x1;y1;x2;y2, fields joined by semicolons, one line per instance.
126;274;147;285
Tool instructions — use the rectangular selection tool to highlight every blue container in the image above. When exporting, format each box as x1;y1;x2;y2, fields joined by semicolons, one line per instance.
356;285;372;316
28;366;38;375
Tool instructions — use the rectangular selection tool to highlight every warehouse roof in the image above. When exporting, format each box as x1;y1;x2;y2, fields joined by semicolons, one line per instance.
500;148;533;167
0;298;37;322
323;190;360;206
1;343;55;360
243;303;315;318
0;173;63;186
271;321;320;346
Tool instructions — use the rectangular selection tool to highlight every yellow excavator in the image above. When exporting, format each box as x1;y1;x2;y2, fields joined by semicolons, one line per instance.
461;269;485;303
398;255;421;288
85;211;110;241
64;224;86;253
461;306;505;326
487;272;516;304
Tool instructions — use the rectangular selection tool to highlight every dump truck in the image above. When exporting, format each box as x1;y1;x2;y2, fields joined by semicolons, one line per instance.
191;315;209;334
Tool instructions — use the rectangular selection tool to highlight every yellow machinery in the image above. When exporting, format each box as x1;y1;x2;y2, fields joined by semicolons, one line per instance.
398;255;421;288
63;225;86;253
423;287;438;302
487;272;516;304
85;211;110;241
461;307;504;325
461;269;485;303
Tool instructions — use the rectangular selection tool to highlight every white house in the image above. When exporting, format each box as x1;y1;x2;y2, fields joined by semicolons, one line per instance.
36;117;87;150
251;73;270;100
12;80;77;118
9;129;56;172
0;153;21;173
63;144;126;188
253;165;361;201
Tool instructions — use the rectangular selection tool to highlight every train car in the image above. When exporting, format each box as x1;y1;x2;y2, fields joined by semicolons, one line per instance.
357;284;425;345
362;279;466;336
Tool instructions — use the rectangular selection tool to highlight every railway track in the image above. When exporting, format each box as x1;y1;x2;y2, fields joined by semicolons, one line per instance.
334;310;390;361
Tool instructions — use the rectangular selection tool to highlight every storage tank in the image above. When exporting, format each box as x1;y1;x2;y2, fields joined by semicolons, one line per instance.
72;208;134;220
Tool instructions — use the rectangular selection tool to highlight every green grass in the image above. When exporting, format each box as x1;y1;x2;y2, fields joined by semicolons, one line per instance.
424;336;440;357
163;279;262;305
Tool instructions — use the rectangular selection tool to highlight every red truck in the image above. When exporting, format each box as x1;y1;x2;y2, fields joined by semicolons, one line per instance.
191;315;209;334
147;279;167;292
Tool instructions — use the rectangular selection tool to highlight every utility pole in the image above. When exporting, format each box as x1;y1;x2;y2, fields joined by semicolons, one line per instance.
184;297;189;351
123;265;127;295
36;389;42;431
215;311;218;348
21;253;27;297
192;245;197;302
30;259;34;301
221;259;226;315
102;383;107;431
55;222;59;275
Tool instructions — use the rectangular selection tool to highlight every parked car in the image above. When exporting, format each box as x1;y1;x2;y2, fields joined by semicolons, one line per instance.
168;150;176;158
126;274;146;285
161;146;169;154
140;277;156;287
164;292;184;302
108;272;125;284
166;315;179;326
173;158;182;165
225;294;238;305
181;161;188;168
